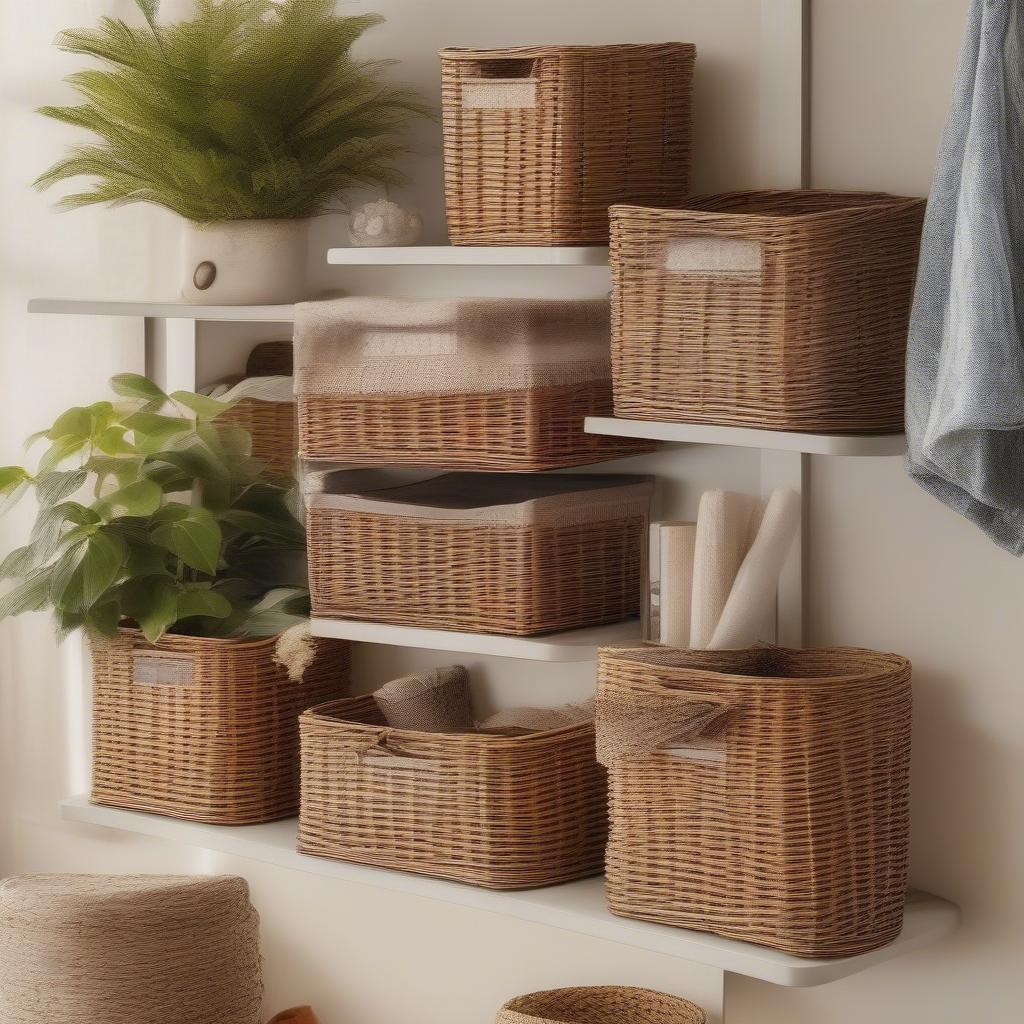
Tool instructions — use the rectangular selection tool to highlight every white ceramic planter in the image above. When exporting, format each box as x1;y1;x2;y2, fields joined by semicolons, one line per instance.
180;218;309;305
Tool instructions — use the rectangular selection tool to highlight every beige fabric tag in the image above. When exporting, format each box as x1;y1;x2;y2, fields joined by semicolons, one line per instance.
132;653;196;687
463;79;537;109
665;237;763;274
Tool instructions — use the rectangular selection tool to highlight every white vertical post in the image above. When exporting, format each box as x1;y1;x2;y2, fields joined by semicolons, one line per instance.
145;316;198;391
760;449;806;648
759;0;810;189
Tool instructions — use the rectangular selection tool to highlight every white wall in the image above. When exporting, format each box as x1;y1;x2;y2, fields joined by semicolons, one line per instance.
4;1;1019;1022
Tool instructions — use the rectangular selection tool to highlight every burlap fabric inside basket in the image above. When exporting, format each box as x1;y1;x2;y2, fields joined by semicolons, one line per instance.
374;665;474;731
0;874;262;1024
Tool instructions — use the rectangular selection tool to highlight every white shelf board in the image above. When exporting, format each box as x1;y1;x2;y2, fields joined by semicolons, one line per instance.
309;617;641;662
58;796;959;989
327;245;608;266
28;298;295;322
585;417;907;457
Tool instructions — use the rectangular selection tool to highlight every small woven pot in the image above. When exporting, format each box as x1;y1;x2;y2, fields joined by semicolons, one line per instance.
0;874;263;1024
497;986;706;1024
91;629;350;825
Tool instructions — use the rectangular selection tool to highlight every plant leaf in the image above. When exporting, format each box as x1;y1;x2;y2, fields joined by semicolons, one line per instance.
135;576;180;643
49;529;125;613
176;587;232;621
170;390;234;420
94;479;163;519
110;373;167;403
35;469;88;506
151;505;221;575
0;569;54;620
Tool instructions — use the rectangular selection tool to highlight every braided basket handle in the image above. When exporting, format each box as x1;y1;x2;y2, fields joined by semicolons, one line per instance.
353;729;439;772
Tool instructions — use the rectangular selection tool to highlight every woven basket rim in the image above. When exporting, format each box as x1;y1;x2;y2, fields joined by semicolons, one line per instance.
500;986;707;1023
599;644;911;685
303;698;594;745
100;626;283;653
440;43;696;59
611;190;924;225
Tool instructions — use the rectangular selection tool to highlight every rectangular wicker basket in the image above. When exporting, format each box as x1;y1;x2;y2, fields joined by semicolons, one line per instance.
306;472;653;635
220;397;295;476
298;695;607;889
294;297;650;471
441;44;696;245
609;191;927;433
90;629;350;825
597;645;913;958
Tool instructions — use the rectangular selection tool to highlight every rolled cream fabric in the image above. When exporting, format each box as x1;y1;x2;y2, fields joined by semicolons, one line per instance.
689;491;764;648
0;874;262;1024
374;665;473;732
658;521;697;647
709;488;801;650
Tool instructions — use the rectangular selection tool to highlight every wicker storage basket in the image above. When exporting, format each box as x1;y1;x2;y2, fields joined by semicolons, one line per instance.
597;645;913;957
91;629;350;825
496;987;706;1024
306;472;653;635
299;695;607;888
609;192;927;433
294;297;650;470
441;44;696;245
221;397;296;476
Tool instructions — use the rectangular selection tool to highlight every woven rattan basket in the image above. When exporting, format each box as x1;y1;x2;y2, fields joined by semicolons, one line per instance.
91;629;350;825
299;695;607;889
221;397;296;476
294;297;650;471
496;987;706;1024
597;645;913;958
609;192;926;433
441;44;696;245
306;472;653;635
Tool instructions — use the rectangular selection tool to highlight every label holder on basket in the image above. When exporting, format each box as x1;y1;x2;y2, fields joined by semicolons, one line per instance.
664;235;763;275
463;58;540;110
131;650;196;688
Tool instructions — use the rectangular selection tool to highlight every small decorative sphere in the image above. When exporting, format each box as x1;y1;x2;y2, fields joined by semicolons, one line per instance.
349;199;422;247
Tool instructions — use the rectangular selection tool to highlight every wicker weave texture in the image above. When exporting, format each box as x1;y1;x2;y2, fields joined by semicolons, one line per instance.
91;629;350;825
497;986;706;1024
609;192;926;433
597;645;913;958
441;45;695;245
298;381;650;470
299;696;607;889
221;398;296;476
307;511;646;635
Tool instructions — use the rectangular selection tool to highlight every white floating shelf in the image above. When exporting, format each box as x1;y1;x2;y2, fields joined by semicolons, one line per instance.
58;796;958;989
28;298;295;322
585;416;907;457
327;245;609;266
309;617;641;662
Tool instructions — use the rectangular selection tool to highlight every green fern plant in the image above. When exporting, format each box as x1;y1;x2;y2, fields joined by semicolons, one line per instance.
35;0;431;222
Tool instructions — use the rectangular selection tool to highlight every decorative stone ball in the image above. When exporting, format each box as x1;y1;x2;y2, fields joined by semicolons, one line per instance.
348;200;422;247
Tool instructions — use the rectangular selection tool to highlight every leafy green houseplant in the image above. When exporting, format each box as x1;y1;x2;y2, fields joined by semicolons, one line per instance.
0;374;310;644
35;0;430;304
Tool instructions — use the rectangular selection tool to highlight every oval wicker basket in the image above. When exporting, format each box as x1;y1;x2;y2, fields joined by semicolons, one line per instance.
497;986;706;1024
441;44;696;244
609;191;926;433
597;645;913;958
91;629;350;825
299;695;607;890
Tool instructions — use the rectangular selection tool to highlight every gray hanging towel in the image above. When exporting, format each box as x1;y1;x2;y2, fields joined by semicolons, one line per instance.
907;0;1024;553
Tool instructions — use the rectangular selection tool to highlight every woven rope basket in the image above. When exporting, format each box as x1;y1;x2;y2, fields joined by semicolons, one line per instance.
299;695;607;889
597;645;913;957
0;874;262;1024
609;191;926;433
306;473;652;635
441;44;695;244
497;987;706;1024
221;397;296;476
91;629;350;825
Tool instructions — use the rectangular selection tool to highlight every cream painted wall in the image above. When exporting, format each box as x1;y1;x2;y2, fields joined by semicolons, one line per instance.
3;1;1018;1022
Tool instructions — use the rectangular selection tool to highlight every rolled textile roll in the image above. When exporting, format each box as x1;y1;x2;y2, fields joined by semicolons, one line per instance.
658;521;697;647
709;488;801;650
479;699;595;732
0;874;262;1024
689;490;764;648
374;665;473;731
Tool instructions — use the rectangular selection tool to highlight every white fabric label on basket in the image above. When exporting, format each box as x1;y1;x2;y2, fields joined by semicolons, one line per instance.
361;753;440;772
665;237;763;274
360;330;458;358
662;741;727;764
132;653;196;687
462;80;537;109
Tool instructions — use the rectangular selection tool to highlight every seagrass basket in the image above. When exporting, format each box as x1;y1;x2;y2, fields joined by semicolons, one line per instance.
306;472;653;635
441;44;696;244
609;192;926;433
496;987;706;1024
597;645;913;957
221;397;295;476
294;297;650;471
91;629;350;825
298;695;607;889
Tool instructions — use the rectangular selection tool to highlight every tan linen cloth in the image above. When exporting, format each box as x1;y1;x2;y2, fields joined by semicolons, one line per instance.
0;874;262;1024
480;699;595;733
293;296;611;396
374;666;474;732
